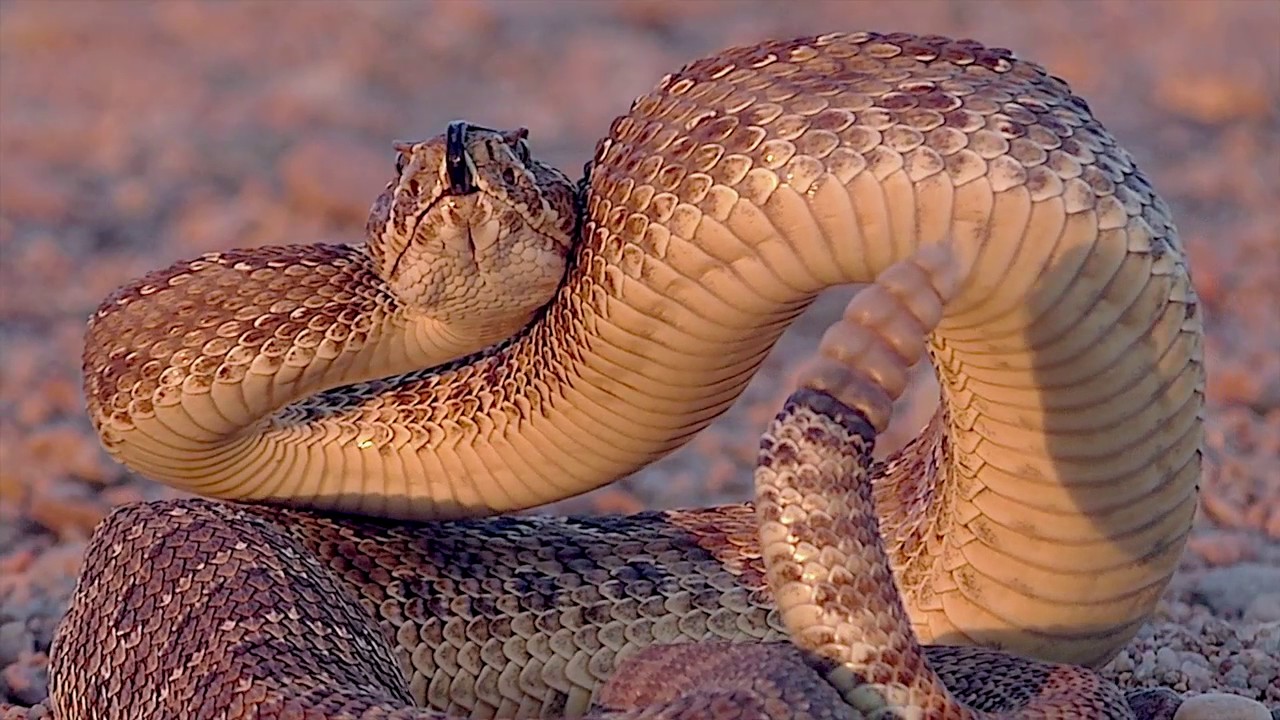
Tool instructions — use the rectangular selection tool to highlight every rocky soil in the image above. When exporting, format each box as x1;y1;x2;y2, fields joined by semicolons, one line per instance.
1;1;1277;717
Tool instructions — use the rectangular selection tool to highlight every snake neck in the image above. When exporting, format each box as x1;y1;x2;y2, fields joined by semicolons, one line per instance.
83;243;531;465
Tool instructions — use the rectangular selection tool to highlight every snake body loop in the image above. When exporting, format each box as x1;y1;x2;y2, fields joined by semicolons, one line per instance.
752;253;1131;717
752;388;1133;719
58;31;1203;716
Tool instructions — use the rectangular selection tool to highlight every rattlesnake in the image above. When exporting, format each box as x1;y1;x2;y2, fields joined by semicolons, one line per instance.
49;32;1202;718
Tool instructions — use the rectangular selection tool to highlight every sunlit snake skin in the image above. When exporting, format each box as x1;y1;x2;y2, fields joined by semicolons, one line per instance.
53;31;1201;717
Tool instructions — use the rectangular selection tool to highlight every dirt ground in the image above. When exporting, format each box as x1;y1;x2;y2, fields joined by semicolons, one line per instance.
1;1;1277;716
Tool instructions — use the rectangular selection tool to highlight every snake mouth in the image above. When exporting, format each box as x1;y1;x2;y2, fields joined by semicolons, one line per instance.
387;185;483;283
386;194;504;283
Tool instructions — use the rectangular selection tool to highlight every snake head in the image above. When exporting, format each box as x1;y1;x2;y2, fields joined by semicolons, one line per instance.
366;123;577;345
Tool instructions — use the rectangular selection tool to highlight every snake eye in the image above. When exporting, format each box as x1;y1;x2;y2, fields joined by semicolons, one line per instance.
391;140;414;176
500;127;532;165
445;121;475;195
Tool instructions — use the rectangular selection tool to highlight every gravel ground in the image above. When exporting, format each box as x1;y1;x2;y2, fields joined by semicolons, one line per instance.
1;1;1277;717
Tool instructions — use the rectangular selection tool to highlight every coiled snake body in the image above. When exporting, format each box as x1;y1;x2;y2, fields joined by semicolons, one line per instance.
50;32;1202;718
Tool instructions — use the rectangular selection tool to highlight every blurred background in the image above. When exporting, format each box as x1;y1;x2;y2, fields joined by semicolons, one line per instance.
1;0;1277;714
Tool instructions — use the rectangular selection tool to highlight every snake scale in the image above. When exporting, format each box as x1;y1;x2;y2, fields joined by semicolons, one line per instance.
48;32;1202;718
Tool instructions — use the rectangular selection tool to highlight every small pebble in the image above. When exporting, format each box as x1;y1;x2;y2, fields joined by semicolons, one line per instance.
1172;692;1271;720
1157;647;1181;673
1126;687;1183;720
0;624;33;667
1244;593;1280;623
0;658;48;708
1181;660;1213;689
1193;564;1280;617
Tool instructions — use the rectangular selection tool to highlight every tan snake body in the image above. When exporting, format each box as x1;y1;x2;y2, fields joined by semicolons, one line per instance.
50;31;1201;718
